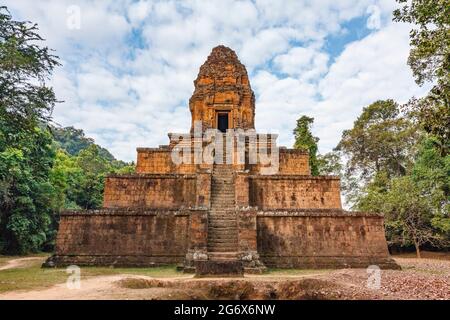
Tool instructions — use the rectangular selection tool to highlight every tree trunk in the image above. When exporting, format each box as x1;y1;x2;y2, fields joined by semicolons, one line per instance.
414;240;421;259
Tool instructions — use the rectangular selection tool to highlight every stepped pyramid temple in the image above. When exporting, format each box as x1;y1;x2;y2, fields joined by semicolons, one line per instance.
45;46;398;274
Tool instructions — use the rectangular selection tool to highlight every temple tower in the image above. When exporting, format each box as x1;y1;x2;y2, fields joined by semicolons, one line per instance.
45;45;399;273
189;45;255;133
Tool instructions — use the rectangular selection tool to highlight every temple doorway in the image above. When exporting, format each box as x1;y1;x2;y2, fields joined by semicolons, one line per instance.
217;112;229;133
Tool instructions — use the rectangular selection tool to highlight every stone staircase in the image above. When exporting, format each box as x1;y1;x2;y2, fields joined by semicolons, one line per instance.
207;164;239;257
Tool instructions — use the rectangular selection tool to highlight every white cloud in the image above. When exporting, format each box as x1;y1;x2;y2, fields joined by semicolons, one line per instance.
273;45;329;80
3;0;429;162
366;5;382;30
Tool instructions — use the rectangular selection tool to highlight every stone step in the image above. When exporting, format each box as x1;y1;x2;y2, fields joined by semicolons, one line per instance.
209;216;237;220
209;215;237;218
208;235;237;239
209;211;236;214
209;216;236;219
208;236;238;242
207;246;238;252
208;252;239;260
211;199;235;203
209;225;237;228
208;229;238;235
209;227;237;231
207;244;238;249
208;218;237;222
208;244;238;249
211;198;234;201
208;238;237;242
209;219;236;224
209;225;236;230
211;186;233;189
208;238;238;245
211;204;235;208
211;188;234;191
208;222;237;227
211;191;234;194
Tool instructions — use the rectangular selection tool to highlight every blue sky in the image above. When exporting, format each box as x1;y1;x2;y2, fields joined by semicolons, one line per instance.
5;0;429;161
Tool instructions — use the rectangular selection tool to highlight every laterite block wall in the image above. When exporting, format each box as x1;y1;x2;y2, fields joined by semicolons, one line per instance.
103;174;197;208
249;176;342;209
256;211;398;269
49;209;190;266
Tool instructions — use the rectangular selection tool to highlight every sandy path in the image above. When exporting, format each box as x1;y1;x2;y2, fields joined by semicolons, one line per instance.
0;272;328;300
0;274;135;300
0;257;43;271
1;256;449;300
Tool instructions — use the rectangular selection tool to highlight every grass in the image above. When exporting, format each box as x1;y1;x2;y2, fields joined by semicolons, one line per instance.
0;255;182;294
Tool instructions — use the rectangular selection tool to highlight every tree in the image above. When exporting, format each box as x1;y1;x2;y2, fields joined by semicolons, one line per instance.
393;0;449;86
411;135;450;237
0;126;56;253
394;0;449;153
317;151;343;176
51;125;115;160
359;175;447;258
0;7;60;253
293;115;320;175
336;100;417;181
0;6;60;129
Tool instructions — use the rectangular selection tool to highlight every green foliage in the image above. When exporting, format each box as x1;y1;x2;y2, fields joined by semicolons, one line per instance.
337;100;417;181
51;125;115;160
0;6;60;129
317;151;343;176
338;99;449;254
0;7;135;254
0;7;60;254
293;115;320;175
394;0;450;153
0;126;56;254
358;173;448;255
393;0;450;86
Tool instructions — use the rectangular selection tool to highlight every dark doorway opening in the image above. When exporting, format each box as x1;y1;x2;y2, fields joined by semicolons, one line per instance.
217;113;229;133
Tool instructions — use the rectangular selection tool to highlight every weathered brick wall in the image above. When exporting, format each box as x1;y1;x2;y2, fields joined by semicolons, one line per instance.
257;210;398;269
52;209;190;266
136;148;196;174
278;149;310;175
237;210;258;252
249;176;342;209
103;174;197;208
235;172;250;207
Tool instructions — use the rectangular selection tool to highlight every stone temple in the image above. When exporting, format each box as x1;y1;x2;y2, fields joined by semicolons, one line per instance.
45;46;398;273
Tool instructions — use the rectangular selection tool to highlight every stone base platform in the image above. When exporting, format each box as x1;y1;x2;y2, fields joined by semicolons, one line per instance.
195;260;244;277
42;254;184;268
260;256;401;270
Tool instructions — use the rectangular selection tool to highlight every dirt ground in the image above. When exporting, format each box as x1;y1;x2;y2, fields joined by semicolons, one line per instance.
0;257;44;271
0;253;449;300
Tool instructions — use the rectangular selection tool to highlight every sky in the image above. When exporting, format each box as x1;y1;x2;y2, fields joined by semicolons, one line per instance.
5;0;430;162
